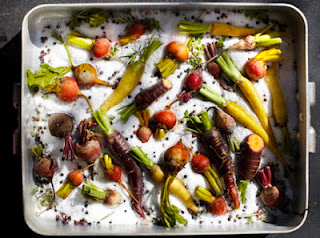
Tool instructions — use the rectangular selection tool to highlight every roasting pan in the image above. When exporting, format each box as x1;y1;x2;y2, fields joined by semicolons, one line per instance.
20;2;315;235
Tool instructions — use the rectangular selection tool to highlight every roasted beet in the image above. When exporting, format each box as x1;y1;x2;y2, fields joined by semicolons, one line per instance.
34;157;56;178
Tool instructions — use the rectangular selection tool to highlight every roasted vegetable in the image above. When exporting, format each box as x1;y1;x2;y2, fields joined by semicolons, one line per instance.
82;181;122;206
216;52;276;146
264;62;293;155
256;166;284;208
157;41;189;78
191;153;224;195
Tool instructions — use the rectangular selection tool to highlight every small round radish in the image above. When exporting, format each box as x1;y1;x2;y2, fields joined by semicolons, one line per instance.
92;38;111;59
128;22;147;39
207;195;228;215
244;59;266;81
191;154;210;174
166;41;189;62
34;157;56;178
183;68;203;91
153;109;177;129
136;126;152;143
68;170;84;186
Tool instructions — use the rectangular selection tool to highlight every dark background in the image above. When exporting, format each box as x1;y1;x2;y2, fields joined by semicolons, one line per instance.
3;0;319;237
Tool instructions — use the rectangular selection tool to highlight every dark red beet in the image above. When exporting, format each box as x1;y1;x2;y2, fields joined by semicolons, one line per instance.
183;68;203;91
34;157;56;178
256;166;283;208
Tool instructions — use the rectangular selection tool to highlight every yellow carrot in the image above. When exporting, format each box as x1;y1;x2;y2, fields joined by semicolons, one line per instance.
264;63;292;154
178;20;261;36
199;85;290;175
129;146;199;213
99;39;162;111
216;52;277;145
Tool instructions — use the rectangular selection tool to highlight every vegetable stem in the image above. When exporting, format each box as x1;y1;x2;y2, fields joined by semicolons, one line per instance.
82;181;108;202
216;52;242;83
199;84;229;108
67;35;95;50
178;20;212;34
93;109;114;136
238;180;249;204
195;186;215;203
129;146;155;169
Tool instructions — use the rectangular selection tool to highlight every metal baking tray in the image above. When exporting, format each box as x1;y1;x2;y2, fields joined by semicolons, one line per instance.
21;2;315;235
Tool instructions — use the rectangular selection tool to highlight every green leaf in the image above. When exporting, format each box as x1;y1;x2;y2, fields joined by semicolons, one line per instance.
69;10;110;30
27;64;70;91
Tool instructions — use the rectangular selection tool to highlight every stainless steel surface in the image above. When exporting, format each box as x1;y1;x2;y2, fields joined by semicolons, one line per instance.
21;2;311;235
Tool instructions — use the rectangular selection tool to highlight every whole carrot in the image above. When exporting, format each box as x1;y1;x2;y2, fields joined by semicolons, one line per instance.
118;78;172;122
178;20;262;36
93;108;146;220
238;134;265;203
264;62;292;154
199;84;290;175
100;38;162;111
185;111;240;209
216;52;276;144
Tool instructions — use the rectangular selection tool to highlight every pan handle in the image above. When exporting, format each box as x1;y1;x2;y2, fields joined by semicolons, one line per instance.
12;83;21;156
308;82;316;153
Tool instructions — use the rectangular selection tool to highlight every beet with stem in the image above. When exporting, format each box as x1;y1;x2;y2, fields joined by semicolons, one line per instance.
195;186;228;216
256;166;284;208
75;118;101;164
48;113;77;161
160;140;190;227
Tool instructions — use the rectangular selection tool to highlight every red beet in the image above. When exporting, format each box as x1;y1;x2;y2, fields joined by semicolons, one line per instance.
204;42;221;80
106;164;122;182
92;38;111;59
34;157;56;178
183;68;203;91
244;59;266;81
191;154;210;174
75;119;101;163
256;166;283;208
207;195;228;215
128;22;147;39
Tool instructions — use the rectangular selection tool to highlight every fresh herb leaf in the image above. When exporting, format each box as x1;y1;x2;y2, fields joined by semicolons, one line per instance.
69;10;110;30
215;37;227;49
